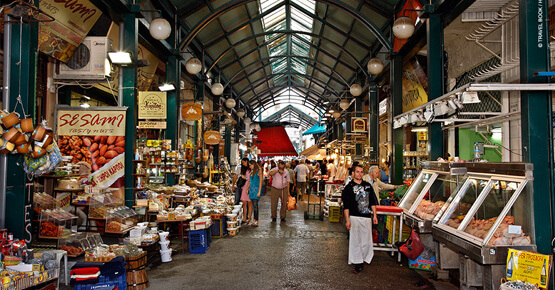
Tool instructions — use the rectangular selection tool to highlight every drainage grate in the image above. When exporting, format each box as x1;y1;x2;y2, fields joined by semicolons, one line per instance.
236;230;348;239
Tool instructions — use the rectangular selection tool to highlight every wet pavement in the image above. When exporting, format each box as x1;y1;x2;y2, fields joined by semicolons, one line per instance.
145;193;454;290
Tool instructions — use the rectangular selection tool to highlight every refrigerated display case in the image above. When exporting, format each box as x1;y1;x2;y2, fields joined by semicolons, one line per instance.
397;162;467;233
432;163;535;265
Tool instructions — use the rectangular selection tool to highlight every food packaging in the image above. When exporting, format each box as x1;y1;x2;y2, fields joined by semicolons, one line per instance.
160;248;172;263
227;227;238;236
159;241;170;251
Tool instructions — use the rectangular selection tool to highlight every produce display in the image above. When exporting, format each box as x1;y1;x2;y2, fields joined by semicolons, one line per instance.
40;222;58;237
57;135;125;172
445;215;532;246
106;221;125;233
414;200;445;220
61;245;83;256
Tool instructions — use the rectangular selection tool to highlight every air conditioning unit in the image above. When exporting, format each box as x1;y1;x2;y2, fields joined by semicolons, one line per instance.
55;36;113;80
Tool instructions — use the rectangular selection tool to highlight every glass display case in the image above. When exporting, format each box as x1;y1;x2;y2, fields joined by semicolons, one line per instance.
59;232;90;257
39;209;77;238
33;192;60;214
105;206;138;233
397;162;467;233
432;163;536;264
88;194;119;219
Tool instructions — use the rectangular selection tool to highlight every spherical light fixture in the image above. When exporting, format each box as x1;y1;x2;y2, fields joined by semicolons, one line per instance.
340;99;350;111
244;117;252;125
393;17;415;39
332;111;341;119
225;98;236;109
185;58;202;74
236;109;245;118
368;58;384;75
149;18;172;40
211;83;224;95
350;84;362;97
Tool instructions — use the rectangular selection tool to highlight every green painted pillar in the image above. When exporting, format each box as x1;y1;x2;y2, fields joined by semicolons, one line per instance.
391;54;403;184
224;125;231;161
122;13;138;207
519;0;553;255
4;17;38;241
355;96;363;156
427;13;444;160
165;54;179;186
369;83;378;164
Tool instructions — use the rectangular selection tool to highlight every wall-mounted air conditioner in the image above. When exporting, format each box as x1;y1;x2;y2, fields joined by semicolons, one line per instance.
55;36;113;80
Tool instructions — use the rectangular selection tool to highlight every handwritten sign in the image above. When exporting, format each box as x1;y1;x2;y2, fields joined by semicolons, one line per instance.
138;92;167;119
38;0;102;62
57;108;126;136
181;103;203;121
506;249;552;288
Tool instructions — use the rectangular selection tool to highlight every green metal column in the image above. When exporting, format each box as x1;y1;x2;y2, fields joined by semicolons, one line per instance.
336;122;343;140
224;125;231;161
122;13;138;207
5;18;38;240
369;83;378;164
427;13;444;160
165;53;179;186
519;0;553;255
391;54;403;184
355;96;363;156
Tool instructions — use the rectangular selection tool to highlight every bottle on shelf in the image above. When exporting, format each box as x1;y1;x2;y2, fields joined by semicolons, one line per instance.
506;252;514;278
541;258;547;286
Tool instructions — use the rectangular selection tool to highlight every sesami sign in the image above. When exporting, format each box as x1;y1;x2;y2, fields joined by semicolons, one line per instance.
56;108;126;136
38;0;103;62
181;103;203;121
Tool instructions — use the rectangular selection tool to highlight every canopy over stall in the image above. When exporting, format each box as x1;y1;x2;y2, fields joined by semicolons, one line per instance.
300;144;326;160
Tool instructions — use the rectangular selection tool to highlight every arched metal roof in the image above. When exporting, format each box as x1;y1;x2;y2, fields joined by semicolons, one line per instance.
172;0;408;125
262;104;319;130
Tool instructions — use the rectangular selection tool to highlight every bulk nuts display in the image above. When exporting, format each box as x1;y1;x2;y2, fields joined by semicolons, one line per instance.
58;135;125;171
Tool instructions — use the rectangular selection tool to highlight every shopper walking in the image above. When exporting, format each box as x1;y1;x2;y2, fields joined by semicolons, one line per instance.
241;167;251;223
268;160;290;222
363;165;400;203
379;161;391;183
286;162;296;200
232;158;249;205
248;160;263;226
294;159;310;201
321;159;328;176
342;164;378;274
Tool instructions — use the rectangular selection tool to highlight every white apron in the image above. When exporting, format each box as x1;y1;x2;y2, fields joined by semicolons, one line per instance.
348;216;374;265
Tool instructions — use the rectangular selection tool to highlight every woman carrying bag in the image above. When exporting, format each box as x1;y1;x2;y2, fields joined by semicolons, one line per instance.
248;160;263;226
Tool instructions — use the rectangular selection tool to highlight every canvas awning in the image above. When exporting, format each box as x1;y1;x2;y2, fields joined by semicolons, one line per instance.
299;145;326;160
302;124;326;136
254;126;298;157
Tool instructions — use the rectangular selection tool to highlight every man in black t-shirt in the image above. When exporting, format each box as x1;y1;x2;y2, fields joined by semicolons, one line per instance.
341;164;378;274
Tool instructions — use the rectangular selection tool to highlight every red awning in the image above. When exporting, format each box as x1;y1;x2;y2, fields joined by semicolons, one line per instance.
254;126;298;157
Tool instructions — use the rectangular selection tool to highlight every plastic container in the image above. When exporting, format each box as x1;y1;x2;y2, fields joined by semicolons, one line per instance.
225;214;237;222
160;248;172;262
159;241;170;251
227;227;238;236
226;221;237;228
159;231;169;242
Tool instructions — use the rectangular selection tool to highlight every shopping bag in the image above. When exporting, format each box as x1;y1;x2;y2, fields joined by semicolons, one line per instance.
399;229;424;260
372;229;379;243
287;195;297;210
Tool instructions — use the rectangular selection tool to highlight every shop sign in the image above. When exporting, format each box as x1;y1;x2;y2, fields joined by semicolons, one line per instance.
138;121;167;129
138;92;167;119
38;0;103;62
379;98;388;116
89;153;125;188
351;117;368;133
506;248;551;287
57;108;126;136
55;192;71;211
204;131;221;145
402;59;428;113
181;103;203;121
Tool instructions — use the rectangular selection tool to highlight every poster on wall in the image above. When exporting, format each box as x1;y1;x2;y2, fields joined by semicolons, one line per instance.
56;106;126;196
138;91;167;119
38;0;102;62
402;58;429;113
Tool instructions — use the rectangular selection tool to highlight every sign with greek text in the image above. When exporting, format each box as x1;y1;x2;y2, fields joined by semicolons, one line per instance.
88;153;125;188
56;108;126;136
138;121;167;129
402;59;428;113
138;91;167;119
506;248;552;288
38;0;102;62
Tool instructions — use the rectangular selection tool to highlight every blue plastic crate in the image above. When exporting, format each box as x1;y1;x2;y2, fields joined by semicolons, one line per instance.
211;218;224;238
74;273;127;290
189;229;208;254
205;225;212;247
